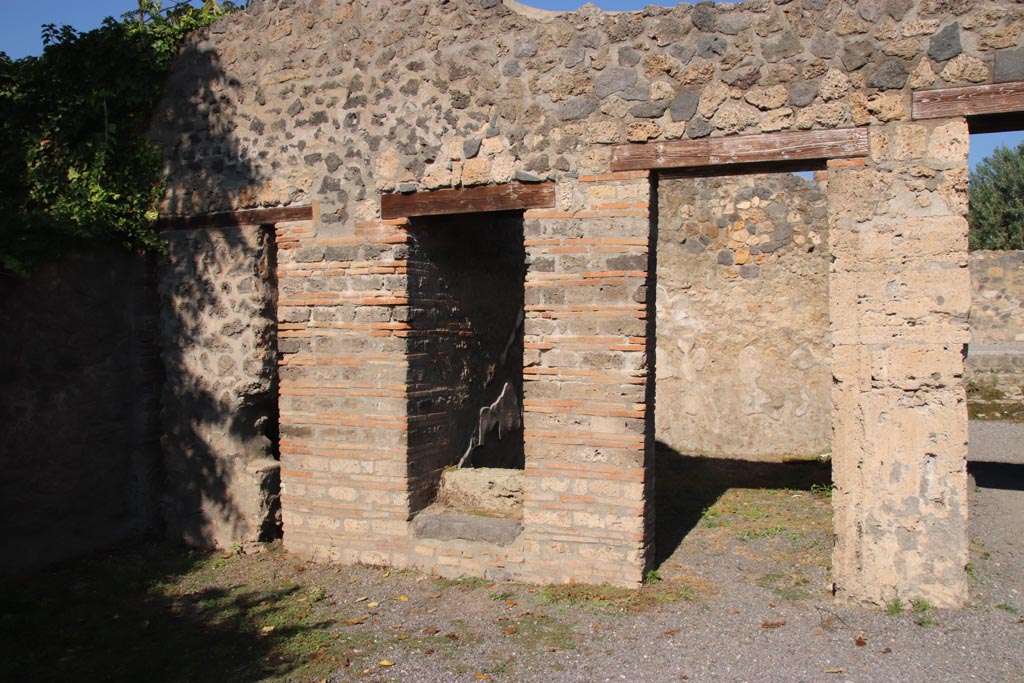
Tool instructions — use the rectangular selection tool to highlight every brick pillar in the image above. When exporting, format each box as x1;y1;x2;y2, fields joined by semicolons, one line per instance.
828;120;971;607
520;171;655;587
276;217;413;567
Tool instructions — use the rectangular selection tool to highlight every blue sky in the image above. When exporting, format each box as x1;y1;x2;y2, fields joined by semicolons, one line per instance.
1;0;1020;167
0;0;680;57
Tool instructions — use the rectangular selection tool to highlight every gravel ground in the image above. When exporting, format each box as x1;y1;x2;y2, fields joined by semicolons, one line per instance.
306;427;1024;683
4;425;1021;683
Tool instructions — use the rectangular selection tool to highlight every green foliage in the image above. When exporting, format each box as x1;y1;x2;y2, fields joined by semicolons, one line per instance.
969;141;1024;251
0;1;242;276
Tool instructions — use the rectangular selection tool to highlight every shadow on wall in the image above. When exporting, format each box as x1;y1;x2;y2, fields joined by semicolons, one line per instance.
0;249;162;577
153;40;281;548
654;442;832;567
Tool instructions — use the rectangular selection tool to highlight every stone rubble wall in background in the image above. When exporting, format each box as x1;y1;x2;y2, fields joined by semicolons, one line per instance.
157;225;281;549
657;172;831;460
967;250;1024;419
0;250;161;577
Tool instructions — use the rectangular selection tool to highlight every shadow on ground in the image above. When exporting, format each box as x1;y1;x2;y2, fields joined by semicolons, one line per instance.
0;543;331;683
969;461;1024;491
654;442;832;566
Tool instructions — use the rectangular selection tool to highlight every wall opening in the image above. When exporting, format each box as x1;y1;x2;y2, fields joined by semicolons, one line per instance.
652;165;833;566
965;125;1024;611
405;212;527;519
655;167;832;460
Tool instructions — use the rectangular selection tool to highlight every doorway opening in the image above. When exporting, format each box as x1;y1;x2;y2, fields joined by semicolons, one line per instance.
652;164;834;587
404;211;527;530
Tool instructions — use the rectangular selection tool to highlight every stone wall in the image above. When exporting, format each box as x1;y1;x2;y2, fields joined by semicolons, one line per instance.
151;0;1024;601
0;250;161;576
657;171;830;460
157;225;281;548
966;250;1024;419
970;250;1024;342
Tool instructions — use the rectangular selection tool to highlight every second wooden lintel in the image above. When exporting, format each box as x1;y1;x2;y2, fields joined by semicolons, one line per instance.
912;80;1024;120
611;128;869;172
380;181;556;220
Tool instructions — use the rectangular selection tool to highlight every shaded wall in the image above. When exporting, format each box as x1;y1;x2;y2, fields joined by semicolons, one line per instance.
157;225;281;548
0;250;161;576
657;172;830;460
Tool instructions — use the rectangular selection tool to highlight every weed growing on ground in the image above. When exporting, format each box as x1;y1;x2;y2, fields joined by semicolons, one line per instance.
434;576;489;591
738;525;786;541
810;483;835;498
996;603;1018;613
886;597;905;616
911;599;937;626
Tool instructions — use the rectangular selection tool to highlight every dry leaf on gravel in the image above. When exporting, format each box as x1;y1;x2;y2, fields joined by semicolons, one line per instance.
761;621;786;629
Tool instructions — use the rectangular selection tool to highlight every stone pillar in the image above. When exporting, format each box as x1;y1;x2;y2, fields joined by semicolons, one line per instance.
520;171;654;587
828;120;971;607
276;217;412;567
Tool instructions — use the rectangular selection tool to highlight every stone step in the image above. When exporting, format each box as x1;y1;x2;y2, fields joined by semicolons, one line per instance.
411;509;523;547
437;467;523;517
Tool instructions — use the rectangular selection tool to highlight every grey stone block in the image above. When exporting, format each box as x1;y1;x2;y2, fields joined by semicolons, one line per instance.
929;23;962;63
670;91;700;122
595;67;638;99
868;60;908;90
412;511;523;546
994;47;1024;83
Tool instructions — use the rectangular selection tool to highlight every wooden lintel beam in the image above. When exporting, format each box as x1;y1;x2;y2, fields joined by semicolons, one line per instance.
157;205;313;232
610;128;869;172
380;181;555;220
913;80;1024;120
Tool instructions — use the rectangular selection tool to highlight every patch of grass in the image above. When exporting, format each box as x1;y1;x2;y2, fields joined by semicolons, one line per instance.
911;598;933;613
541;575;711;613
965;562;975;576
738;525;786;541
810;483;834;498
909;598;937;626
996;603;1018;613
509;613;576;652
885;597;905;616
490;590;516;602
756;572;814;601
434;575;489;592
541;583;641;610
644;569;662;584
